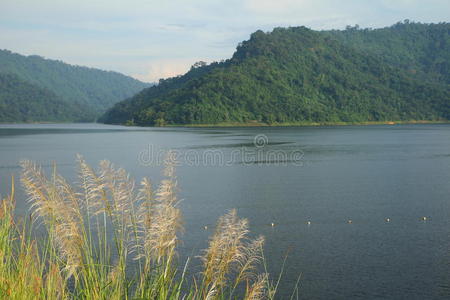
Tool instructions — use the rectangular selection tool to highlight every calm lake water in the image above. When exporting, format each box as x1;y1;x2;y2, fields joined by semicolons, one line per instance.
1;123;450;299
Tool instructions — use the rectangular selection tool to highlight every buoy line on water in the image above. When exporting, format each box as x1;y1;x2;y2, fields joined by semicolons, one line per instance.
201;217;433;229
252;216;433;228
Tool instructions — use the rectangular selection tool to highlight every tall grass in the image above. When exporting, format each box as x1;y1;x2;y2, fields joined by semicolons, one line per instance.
0;154;276;299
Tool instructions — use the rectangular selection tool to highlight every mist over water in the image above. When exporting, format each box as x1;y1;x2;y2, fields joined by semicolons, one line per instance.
1;123;450;299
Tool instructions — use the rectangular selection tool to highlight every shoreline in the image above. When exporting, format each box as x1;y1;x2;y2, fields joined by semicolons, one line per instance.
1;120;449;128
163;120;450;128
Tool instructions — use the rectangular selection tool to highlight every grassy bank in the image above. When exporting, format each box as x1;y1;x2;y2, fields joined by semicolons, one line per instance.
0;154;281;299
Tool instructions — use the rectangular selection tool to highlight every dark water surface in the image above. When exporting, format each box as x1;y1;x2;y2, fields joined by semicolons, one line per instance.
1;123;450;299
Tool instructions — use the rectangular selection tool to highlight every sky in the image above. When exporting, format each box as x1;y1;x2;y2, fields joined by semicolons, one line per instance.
0;0;449;82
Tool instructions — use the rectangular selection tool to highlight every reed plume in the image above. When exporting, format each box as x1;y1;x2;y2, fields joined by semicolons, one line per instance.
135;151;182;263
245;273;269;300
234;236;265;287
202;209;248;287
98;160;135;221
133;177;154;260
76;154;108;217
20;160;83;279
0;154;278;299
201;209;270;298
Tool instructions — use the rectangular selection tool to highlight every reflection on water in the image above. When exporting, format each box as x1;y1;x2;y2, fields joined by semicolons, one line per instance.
1;123;450;299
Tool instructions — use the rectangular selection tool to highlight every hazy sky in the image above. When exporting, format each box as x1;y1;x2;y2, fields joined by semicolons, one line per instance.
1;0;449;82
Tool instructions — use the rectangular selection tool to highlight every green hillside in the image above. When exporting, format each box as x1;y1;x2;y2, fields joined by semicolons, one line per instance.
100;21;450;126
0;49;150;122
326;21;450;85
0;73;94;122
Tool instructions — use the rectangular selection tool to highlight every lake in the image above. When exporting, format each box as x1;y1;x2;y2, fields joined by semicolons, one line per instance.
1;123;450;299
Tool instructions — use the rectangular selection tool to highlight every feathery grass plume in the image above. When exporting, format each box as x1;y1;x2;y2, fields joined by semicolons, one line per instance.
201;209;250;292
51;175;84;280
133;151;183;299
20;161;54;222
77;155;117;298
133;177;154;261
98;159;137;283
78;156;138;298
138;177;153;232
98;160;134;217
200;210;272;299
76;154;108;216
151;200;181;264
0;177;66;300
245;273;269;300
234;236;265;288
204;283;218;300
20;160;83;279
143;151;182;263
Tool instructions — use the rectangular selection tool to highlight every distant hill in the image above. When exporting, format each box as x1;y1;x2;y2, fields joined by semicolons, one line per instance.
100;21;450;126
0;73;94;122
0;49;150;122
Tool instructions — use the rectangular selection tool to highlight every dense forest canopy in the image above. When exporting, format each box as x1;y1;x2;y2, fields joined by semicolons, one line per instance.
100;21;450;126
325;21;450;85
0;73;94;122
0;49;150;122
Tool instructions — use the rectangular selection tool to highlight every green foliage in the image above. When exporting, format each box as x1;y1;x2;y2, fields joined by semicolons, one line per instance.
101;21;450;126
326;21;450;85
0;73;95;122
0;49;150;122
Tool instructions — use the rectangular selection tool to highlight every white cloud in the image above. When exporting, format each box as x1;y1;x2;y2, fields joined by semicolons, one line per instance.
244;0;308;14
134;59;195;82
0;0;449;81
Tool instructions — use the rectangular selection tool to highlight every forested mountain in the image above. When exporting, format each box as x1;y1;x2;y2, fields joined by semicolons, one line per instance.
0;49;150;122
100;21;450;126
327;21;450;85
0;73;94;122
